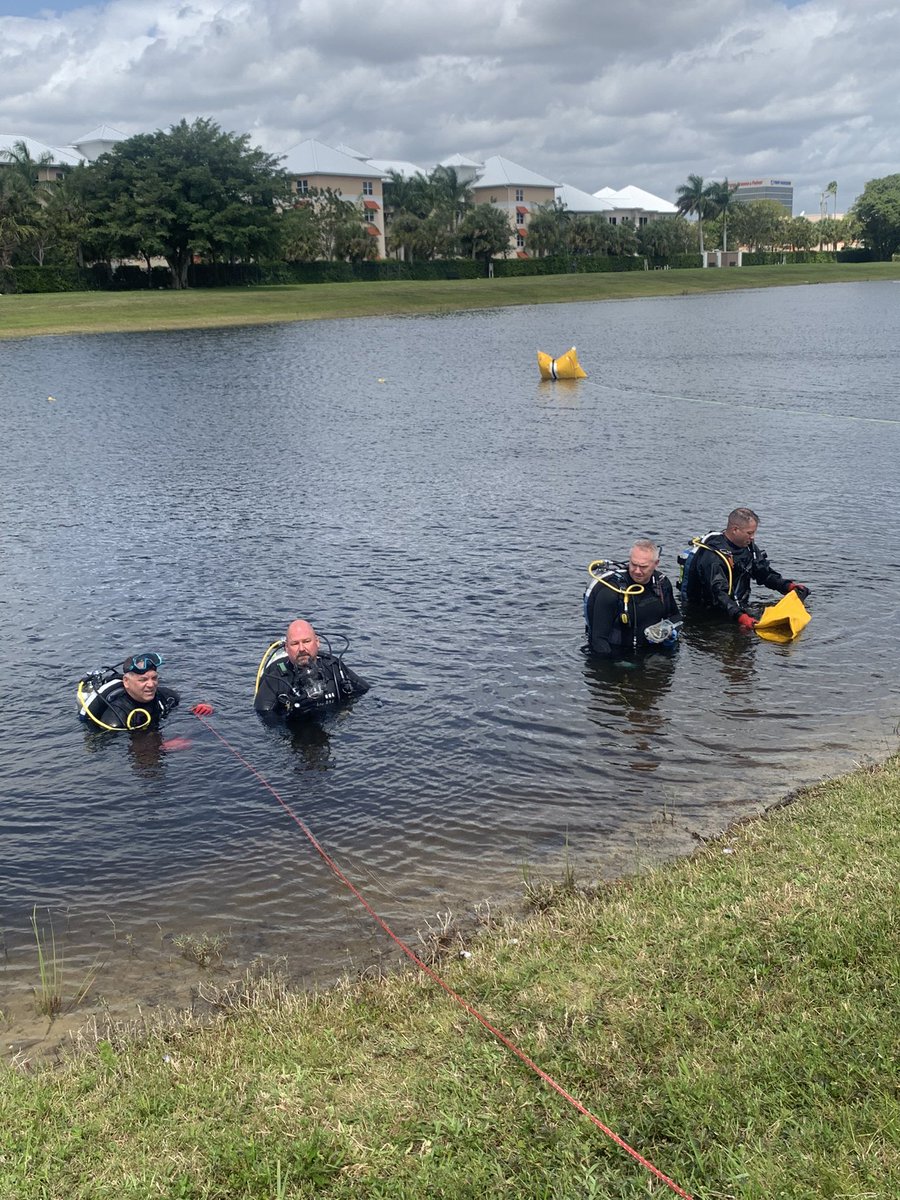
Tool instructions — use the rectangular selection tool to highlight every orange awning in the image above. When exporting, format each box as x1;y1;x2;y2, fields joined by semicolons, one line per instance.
366;224;381;236
516;205;528;214
363;198;380;210
516;250;529;259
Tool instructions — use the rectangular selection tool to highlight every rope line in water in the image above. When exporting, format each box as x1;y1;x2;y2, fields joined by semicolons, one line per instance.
590;379;900;426
192;713;695;1200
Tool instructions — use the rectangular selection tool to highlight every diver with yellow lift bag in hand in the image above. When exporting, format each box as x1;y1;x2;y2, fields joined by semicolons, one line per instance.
584;539;682;658
678;506;811;639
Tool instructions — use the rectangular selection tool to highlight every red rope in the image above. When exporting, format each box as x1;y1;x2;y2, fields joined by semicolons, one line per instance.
194;715;694;1199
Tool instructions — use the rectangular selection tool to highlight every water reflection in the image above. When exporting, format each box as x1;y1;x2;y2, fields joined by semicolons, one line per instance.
583;653;676;773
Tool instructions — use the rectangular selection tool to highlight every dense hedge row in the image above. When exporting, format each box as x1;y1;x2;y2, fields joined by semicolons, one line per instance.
741;249;876;266
0;246;878;293
186;259;487;287
492;253;649;277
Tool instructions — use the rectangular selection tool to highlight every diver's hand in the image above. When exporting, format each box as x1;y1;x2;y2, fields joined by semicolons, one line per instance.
787;582;810;601
191;703;214;716
737;613;757;632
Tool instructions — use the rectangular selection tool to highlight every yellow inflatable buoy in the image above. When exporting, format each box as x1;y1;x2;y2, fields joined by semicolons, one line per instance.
754;590;811;643
537;346;587;381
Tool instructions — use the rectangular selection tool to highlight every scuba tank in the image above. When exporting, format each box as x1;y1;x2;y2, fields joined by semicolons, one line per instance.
677;531;728;603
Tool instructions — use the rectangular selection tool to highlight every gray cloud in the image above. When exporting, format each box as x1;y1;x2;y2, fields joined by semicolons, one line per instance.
1;0;897;213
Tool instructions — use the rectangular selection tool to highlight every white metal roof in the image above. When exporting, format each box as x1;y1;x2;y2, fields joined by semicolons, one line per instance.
280;139;388;179
0;134;82;167
333;142;371;160
473;155;558;190
368;158;428;180
439;153;483;169
71;124;126;146
594;185;677;214
555;183;615;213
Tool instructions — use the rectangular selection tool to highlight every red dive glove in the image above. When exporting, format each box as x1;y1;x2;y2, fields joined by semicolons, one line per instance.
191;703;214;716
787;582;810;601
737;613;757;631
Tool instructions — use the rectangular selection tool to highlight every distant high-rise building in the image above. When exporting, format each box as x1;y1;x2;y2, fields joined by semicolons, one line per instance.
733;178;793;214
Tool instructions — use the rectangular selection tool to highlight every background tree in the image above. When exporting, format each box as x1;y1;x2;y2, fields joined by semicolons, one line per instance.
606;219;638;256
705;179;739;252
850;175;900;258
783;216;817;251
821;179;838;218
0;169;37;267
637;215;698;257
278;201;324;261
458;203;511;261
565;214;620;256
82;118;287;287
429;164;471;236
728;199;787;251
0;139;56;266
383;166;471;261
35;166;92;267
814;216;843;252
527;199;570;257
674;173;716;256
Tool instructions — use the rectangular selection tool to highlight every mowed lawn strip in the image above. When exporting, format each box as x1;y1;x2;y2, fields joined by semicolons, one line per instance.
1;756;897;1198
3;261;900;339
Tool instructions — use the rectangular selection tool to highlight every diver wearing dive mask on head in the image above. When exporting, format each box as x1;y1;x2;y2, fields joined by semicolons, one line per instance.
254;619;370;720
77;652;181;731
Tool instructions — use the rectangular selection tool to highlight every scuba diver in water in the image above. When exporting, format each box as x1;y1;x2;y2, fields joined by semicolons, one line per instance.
584;539;681;658
77;652;213;731
254;619;369;720
679;507;810;631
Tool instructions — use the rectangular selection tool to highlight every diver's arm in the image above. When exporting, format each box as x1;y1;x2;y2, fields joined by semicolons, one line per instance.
253;669;284;714
660;577;681;621
749;545;791;593
339;664;370;697
587;587;618;657
696;550;743;618
157;686;180;717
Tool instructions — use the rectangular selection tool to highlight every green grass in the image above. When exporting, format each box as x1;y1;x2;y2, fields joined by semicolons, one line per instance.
2;261;900;339
1;757;897;1198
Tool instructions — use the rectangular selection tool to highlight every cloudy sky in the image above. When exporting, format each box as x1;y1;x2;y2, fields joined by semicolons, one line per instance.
2;0;897;214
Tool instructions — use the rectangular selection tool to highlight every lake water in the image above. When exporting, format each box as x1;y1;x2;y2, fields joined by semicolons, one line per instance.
2;280;899;1057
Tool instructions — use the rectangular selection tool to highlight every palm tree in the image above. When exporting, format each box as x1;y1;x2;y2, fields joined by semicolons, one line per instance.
706;179;739;252
826;180;838;217
429;164;472;233
527;199;570;257
675;173;716;257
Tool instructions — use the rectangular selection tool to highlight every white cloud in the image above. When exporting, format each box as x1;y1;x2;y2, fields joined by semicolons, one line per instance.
1;0;898;212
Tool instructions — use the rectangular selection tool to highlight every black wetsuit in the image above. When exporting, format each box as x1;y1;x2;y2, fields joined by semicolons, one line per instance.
254;653;369;719
684;532;791;619
80;677;180;730
586;569;680;657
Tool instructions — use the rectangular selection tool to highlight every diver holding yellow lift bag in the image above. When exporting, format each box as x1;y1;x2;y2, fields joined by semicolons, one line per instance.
678;506;810;633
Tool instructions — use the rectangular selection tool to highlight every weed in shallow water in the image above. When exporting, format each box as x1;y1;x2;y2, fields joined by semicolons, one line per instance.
30;906;100;1019
172;931;229;967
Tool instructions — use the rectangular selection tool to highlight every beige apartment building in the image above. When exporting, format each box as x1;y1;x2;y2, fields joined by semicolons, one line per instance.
469;155;558;257
280;139;388;257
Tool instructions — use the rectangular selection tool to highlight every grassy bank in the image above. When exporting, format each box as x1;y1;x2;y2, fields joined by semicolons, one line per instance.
2;261;900;339
1;758;897;1199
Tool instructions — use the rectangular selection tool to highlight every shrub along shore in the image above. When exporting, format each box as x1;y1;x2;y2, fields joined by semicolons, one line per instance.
1;756;897;1198
2;260;900;340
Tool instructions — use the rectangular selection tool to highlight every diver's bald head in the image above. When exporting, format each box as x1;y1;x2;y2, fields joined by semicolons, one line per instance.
285;620;319;665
